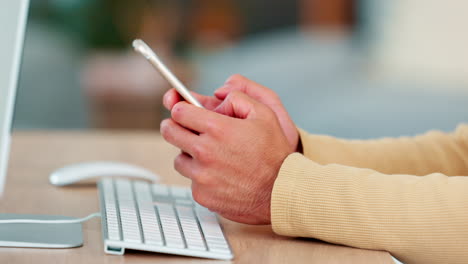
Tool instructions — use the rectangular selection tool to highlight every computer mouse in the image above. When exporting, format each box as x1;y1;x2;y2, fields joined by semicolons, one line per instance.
49;161;160;186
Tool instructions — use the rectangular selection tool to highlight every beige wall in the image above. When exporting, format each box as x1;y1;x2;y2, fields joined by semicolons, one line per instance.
371;0;468;86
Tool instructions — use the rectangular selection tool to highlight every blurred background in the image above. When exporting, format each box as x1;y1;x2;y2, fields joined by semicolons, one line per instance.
13;0;468;139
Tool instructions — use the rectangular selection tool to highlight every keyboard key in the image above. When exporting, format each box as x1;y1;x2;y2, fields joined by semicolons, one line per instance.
209;246;231;254
175;199;193;206
134;182;152;200
170;186;189;199
134;182;164;246
116;180;142;244
177;206;207;251
101;179;121;241
157;203;185;249
196;209;229;252
152;185;169;197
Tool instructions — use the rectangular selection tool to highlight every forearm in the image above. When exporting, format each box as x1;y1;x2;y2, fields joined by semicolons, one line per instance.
271;153;468;264
298;124;468;176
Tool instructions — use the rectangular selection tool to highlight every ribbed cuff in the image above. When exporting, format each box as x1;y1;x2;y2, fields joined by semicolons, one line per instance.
271;153;312;236
271;152;373;242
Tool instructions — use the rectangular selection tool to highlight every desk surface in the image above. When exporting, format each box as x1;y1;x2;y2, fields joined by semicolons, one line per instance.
0;131;393;264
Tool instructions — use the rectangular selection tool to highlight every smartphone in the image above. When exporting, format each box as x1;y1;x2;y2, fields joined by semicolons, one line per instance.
133;39;204;108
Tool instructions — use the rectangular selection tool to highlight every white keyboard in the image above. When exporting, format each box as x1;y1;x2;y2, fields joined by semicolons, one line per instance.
97;179;234;260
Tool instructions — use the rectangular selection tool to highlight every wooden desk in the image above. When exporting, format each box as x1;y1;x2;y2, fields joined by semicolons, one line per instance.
0;131;393;263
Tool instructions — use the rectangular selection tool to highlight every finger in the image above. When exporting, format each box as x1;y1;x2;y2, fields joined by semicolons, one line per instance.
160;118;199;156
214;90;263;119
163;89;182;111
214;75;295;146
164;88;223;111
194;93;223;110
214;74;279;105
174;152;199;180
171;101;229;134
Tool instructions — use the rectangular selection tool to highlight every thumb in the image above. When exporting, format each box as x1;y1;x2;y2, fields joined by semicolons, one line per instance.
214;91;262;120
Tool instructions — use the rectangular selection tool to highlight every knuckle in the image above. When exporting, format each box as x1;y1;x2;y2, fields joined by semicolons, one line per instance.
191;188;210;208
256;104;275;120
173;154;185;173
226;90;244;103
197;146;216;165
194;170;213;185
225;74;246;85
191;143;207;159
187;165;214;186
267;90;280;101
205;120;222;137
229;90;242;98
264;107;277;120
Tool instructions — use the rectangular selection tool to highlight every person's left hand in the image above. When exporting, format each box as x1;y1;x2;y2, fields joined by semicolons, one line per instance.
160;91;293;224
163;74;299;153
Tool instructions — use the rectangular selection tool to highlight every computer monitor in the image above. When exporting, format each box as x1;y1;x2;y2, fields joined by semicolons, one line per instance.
0;0;30;195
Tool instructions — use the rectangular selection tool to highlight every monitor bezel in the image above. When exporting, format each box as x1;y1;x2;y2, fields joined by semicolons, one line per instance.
0;0;30;195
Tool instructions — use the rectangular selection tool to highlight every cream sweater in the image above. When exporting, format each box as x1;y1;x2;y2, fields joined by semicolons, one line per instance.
271;124;468;264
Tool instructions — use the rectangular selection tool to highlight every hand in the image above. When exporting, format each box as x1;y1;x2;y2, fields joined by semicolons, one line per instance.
162;74;299;152
160;91;293;224
163;89;222;112
215;74;299;152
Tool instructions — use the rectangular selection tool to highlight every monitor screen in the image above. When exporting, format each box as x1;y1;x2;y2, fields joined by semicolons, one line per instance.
0;0;29;195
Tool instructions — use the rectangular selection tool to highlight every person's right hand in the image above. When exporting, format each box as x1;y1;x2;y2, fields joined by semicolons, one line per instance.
214;74;299;152
163;88;223;112
161;91;293;224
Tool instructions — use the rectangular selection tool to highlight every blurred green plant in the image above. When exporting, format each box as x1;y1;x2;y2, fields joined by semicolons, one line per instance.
29;0;151;50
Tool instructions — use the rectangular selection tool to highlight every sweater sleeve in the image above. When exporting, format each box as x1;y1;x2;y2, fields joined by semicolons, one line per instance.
298;124;468;176
271;153;468;264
